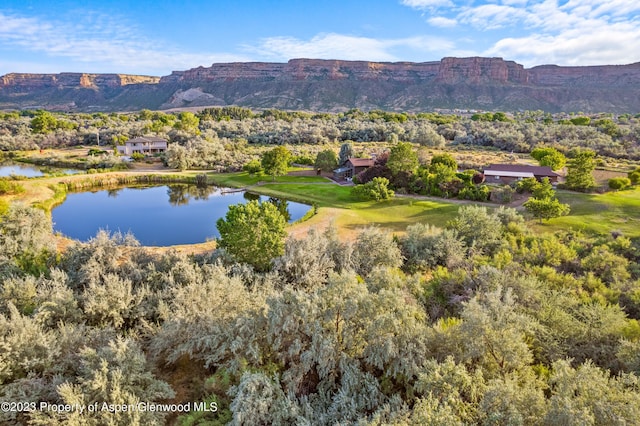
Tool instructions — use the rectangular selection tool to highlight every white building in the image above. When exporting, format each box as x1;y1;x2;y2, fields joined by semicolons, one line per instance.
117;136;168;156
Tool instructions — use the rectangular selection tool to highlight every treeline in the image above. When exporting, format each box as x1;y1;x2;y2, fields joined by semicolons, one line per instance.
1;108;640;160
1;204;640;424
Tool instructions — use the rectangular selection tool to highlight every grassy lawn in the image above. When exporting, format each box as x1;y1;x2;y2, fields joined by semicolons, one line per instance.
8;166;640;244
208;171;330;187
531;187;640;237
230;180;462;235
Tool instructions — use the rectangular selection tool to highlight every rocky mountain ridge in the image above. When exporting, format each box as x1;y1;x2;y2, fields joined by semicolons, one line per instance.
1;57;639;112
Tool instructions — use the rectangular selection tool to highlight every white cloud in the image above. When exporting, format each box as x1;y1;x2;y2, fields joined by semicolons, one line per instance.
0;11;248;75
248;33;456;62
400;0;453;9
458;4;530;30
250;34;397;61
428;16;458;27
401;0;640;66
486;22;640;66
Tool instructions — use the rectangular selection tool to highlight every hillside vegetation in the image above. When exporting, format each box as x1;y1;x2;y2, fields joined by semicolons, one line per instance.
1;107;640;424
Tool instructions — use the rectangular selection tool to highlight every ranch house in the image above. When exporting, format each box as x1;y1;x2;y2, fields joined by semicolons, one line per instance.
117;136;168;156
483;164;561;185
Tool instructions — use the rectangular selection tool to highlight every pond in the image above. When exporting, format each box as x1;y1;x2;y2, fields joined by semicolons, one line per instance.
52;184;311;246
0;161;81;177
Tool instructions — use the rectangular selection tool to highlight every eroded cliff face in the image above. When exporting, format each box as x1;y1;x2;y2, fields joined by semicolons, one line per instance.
0;73;160;90
159;59;442;83
2;58;640;112
436;57;528;84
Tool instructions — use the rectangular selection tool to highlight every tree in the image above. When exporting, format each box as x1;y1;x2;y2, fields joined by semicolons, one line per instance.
531;147;566;170
523;197;571;223
30;111;59;134
387;142;418;175
216;200;287;271
338;142;354;165
531;177;555;200
429;153;457;172
242;159;262;175
173;111;200;134
413;125;446;147
261;146;291;180
314;149;338;172
523;178;570;223
565;150;596;191
570;116;591;126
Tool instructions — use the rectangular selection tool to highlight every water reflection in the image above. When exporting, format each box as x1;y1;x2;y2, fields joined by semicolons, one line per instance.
0;161;82;177
52;184;310;246
243;191;261;202
268;197;291;222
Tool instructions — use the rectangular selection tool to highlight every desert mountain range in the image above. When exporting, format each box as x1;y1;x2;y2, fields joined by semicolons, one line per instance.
1;57;639;113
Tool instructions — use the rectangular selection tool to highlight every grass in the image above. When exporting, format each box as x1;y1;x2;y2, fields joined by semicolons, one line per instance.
208;171;330;187
6;164;640;246
531;187;640;237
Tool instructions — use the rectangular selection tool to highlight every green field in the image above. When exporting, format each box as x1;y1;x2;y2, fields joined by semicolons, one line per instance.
7;168;640;241
534;187;640;237
209;171;640;238
209;172;473;234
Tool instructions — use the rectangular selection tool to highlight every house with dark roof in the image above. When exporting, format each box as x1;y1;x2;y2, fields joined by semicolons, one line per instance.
117;136;168;156
483;164;561;185
333;157;375;180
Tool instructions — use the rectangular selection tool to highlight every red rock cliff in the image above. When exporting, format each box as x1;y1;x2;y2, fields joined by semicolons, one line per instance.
0;73;160;89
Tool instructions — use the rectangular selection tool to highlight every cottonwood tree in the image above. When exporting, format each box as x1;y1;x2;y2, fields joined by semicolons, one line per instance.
429;153;458;172
387;142;418;175
531;147;566;170
261;146;291;180
314;149;338;172
216;200;287;271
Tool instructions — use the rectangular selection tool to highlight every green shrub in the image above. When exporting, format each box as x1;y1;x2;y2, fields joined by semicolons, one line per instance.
0;179;25;195
608;177;631;191
515;177;539;194
351;177;395;201
130;152;145;161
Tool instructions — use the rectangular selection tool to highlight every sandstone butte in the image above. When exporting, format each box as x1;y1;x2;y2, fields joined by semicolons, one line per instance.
1;57;639;112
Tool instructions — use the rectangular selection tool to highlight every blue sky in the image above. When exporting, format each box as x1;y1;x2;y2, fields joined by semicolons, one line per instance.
1;0;639;76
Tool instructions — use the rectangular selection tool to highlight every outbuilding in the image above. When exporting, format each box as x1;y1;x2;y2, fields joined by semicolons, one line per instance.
483;164;560;185
333;157;375;180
